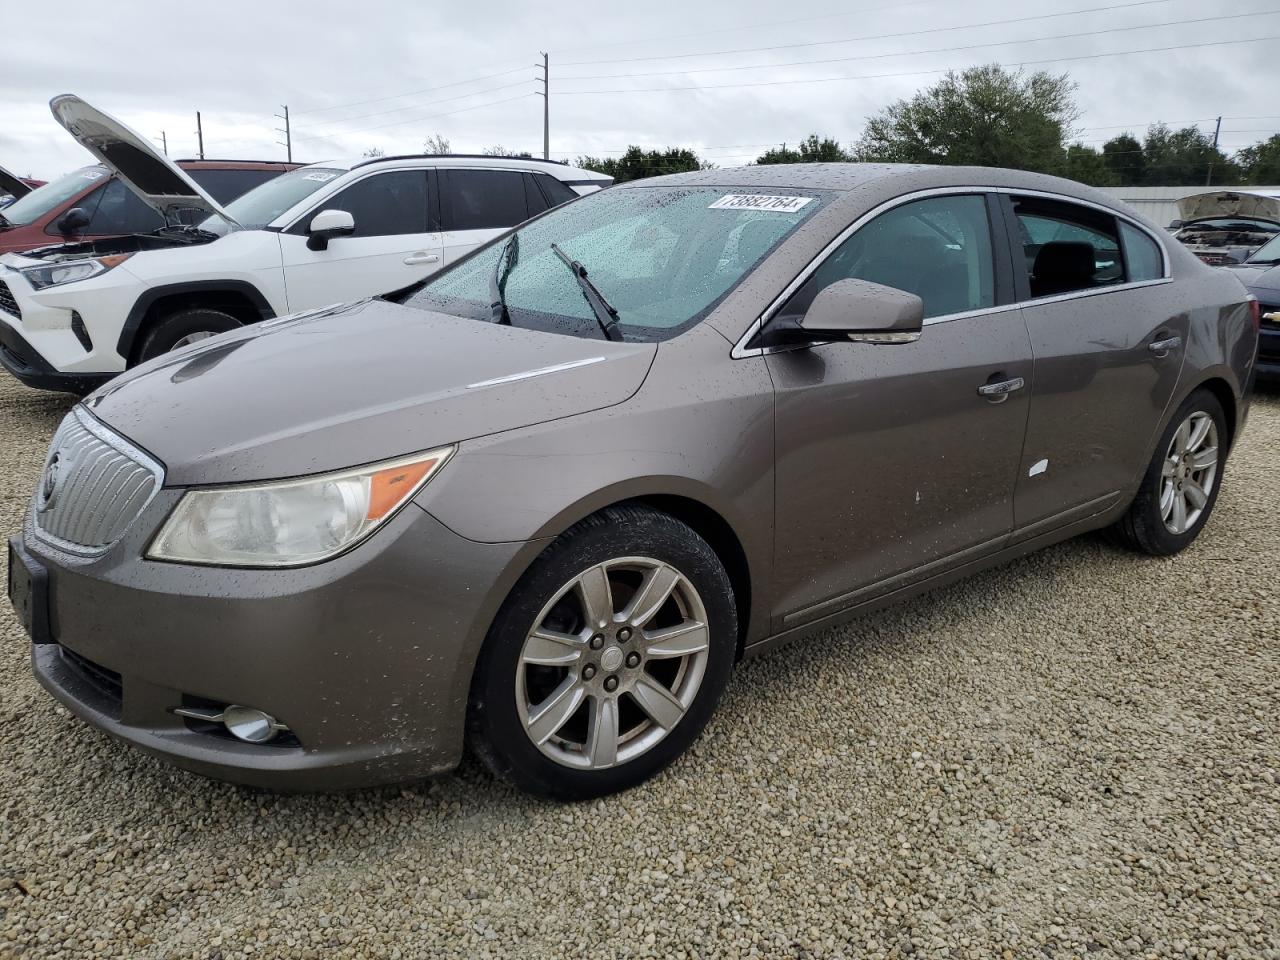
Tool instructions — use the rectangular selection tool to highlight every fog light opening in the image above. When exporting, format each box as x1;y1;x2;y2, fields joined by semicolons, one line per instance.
173;703;291;744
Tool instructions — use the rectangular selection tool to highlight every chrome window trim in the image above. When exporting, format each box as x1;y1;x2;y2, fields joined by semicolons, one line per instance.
731;184;1174;359
31;406;166;558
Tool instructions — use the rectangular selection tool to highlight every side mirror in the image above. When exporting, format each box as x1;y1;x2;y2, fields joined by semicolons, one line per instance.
57;206;91;236
306;209;355;251
1168;219;1184;231
797;278;924;344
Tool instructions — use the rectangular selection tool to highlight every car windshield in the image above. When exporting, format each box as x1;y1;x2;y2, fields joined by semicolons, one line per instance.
1245;233;1280;263
200;166;346;233
0;165;107;227
406;185;829;341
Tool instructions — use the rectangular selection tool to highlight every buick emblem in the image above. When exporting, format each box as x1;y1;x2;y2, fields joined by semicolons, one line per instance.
38;452;62;511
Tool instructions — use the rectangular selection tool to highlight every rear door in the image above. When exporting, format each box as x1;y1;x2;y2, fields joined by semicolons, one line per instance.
1001;193;1185;536
278;169;442;310
765;192;1033;627
438;168;538;267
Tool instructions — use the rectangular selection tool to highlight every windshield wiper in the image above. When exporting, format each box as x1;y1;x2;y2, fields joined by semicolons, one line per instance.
489;233;519;325
550;243;624;342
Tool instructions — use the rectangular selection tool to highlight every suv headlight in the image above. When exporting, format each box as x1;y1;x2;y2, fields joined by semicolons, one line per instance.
147;447;454;567
19;253;133;290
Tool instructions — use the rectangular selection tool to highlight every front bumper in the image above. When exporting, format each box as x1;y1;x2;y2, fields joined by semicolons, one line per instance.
19;498;538;791
1257;323;1280;380
0;319;110;394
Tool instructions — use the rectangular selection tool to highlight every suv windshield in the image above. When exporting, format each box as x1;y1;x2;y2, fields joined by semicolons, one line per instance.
0;165;106;227
407;186;829;341
1246;233;1280;264
201;167;345;232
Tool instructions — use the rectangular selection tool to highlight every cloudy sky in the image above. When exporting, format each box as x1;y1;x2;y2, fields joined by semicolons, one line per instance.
3;0;1276;179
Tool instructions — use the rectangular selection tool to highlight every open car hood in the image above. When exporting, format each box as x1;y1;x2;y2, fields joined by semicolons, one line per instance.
48;94;238;227
0;164;32;201
1177;190;1280;225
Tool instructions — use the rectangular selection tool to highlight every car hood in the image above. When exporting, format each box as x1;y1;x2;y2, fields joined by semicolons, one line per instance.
1227;262;1280;295
1177;190;1280;224
0;164;32;201
83;298;656;486
48;94;238;227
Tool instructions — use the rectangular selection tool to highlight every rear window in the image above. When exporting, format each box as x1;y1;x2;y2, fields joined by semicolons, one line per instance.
535;174;580;207
440;170;530;230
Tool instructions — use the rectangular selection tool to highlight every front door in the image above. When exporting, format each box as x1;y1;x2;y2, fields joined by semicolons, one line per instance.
765;193;1033;628
1001;194;1186;533
279;169;442;311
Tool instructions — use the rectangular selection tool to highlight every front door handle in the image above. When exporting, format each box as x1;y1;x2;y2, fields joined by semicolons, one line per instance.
404;253;441;265
977;376;1025;401
1148;335;1182;355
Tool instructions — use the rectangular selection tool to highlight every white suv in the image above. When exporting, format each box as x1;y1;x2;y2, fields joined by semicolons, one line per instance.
0;95;611;393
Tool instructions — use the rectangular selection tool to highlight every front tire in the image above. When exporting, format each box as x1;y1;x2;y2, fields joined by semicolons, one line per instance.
1111;388;1227;556
137;307;241;362
467;505;737;800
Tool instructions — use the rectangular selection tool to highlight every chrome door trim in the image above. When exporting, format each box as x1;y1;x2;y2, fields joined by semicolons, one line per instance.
731;184;1174;360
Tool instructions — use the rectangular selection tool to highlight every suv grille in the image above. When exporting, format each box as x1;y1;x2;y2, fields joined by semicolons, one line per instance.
1261;303;1279;330
34;409;163;552
0;280;19;320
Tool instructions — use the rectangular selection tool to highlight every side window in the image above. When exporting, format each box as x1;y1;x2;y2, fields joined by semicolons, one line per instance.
313;171;427;237
776;194;995;323
1012;197;1123;298
441;170;528;231
1119;221;1164;281
523;173;549;218
534;173;579;208
83;178;165;235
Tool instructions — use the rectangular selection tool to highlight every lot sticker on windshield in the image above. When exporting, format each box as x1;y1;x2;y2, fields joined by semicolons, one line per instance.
303;172;337;182
82;171;104;180
709;194;814;213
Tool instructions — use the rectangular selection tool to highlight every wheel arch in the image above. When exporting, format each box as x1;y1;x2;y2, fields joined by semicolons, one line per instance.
117;281;275;364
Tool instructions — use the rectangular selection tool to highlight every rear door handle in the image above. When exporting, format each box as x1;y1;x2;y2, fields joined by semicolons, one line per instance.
977;377;1025;400
1148;335;1182;355
404;253;441;265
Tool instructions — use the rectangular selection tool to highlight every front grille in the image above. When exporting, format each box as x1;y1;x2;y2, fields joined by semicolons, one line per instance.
34;409;163;552
59;646;123;718
1261;303;1279;330
0;279;19;320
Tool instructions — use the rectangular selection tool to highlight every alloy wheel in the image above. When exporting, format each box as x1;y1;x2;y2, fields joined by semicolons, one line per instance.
515;556;710;770
171;331;217;349
1160;410;1219;535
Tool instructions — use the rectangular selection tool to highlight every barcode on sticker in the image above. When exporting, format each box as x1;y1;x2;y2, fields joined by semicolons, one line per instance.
709;194;813;213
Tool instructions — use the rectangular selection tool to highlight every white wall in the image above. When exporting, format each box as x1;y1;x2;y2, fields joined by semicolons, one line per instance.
1097;185;1280;228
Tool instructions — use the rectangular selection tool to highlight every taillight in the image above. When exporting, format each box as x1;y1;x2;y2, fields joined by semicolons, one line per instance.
1248;297;1260;332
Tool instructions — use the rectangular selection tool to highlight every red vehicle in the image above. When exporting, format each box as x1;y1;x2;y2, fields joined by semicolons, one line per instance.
0;159;299;256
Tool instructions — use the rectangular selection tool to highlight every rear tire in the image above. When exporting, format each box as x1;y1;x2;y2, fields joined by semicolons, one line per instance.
137;307;241;362
1110;388;1227;556
467;505;737;801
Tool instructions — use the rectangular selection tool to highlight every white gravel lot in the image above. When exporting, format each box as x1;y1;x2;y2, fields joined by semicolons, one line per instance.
0;371;1276;960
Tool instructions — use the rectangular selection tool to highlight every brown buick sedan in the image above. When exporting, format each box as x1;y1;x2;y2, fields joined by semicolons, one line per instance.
8;163;1260;799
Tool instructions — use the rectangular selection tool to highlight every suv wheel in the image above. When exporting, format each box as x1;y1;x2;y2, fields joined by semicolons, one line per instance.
1111;387;1227;556
468;505;737;800
137;307;241;362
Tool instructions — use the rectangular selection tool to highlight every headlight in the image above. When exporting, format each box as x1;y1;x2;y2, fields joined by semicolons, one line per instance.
19;253;133;290
147;447;454;567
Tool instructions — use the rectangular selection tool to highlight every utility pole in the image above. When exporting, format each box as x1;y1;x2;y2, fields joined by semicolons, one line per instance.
1207;116;1222;186
275;105;292;162
158;131;167;156
195;111;204;159
536;52;549;160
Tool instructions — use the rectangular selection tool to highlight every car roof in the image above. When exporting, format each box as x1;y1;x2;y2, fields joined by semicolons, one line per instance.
300;155;610;183
173;159;303;170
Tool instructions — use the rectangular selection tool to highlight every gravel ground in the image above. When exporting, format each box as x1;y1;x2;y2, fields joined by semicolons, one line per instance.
0;370;1277;960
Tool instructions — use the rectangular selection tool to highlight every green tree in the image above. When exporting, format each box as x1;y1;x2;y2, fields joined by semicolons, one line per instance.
1141;124;1238;186
575;147;709;183
755;135;852;165
1101;133;1145;186
1063;144;1118;186
1236;135;1280;185
855;64;1078;173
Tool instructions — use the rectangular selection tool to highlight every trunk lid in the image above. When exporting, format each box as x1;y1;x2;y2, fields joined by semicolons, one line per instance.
84;299;656;485
48;94;239;228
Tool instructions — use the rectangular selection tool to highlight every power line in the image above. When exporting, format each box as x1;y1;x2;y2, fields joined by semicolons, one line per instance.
557;11;1277;84
559;0;1176;66
291;93;538;143
554;35;1280;97
293;64;531;116
294;79;534;132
